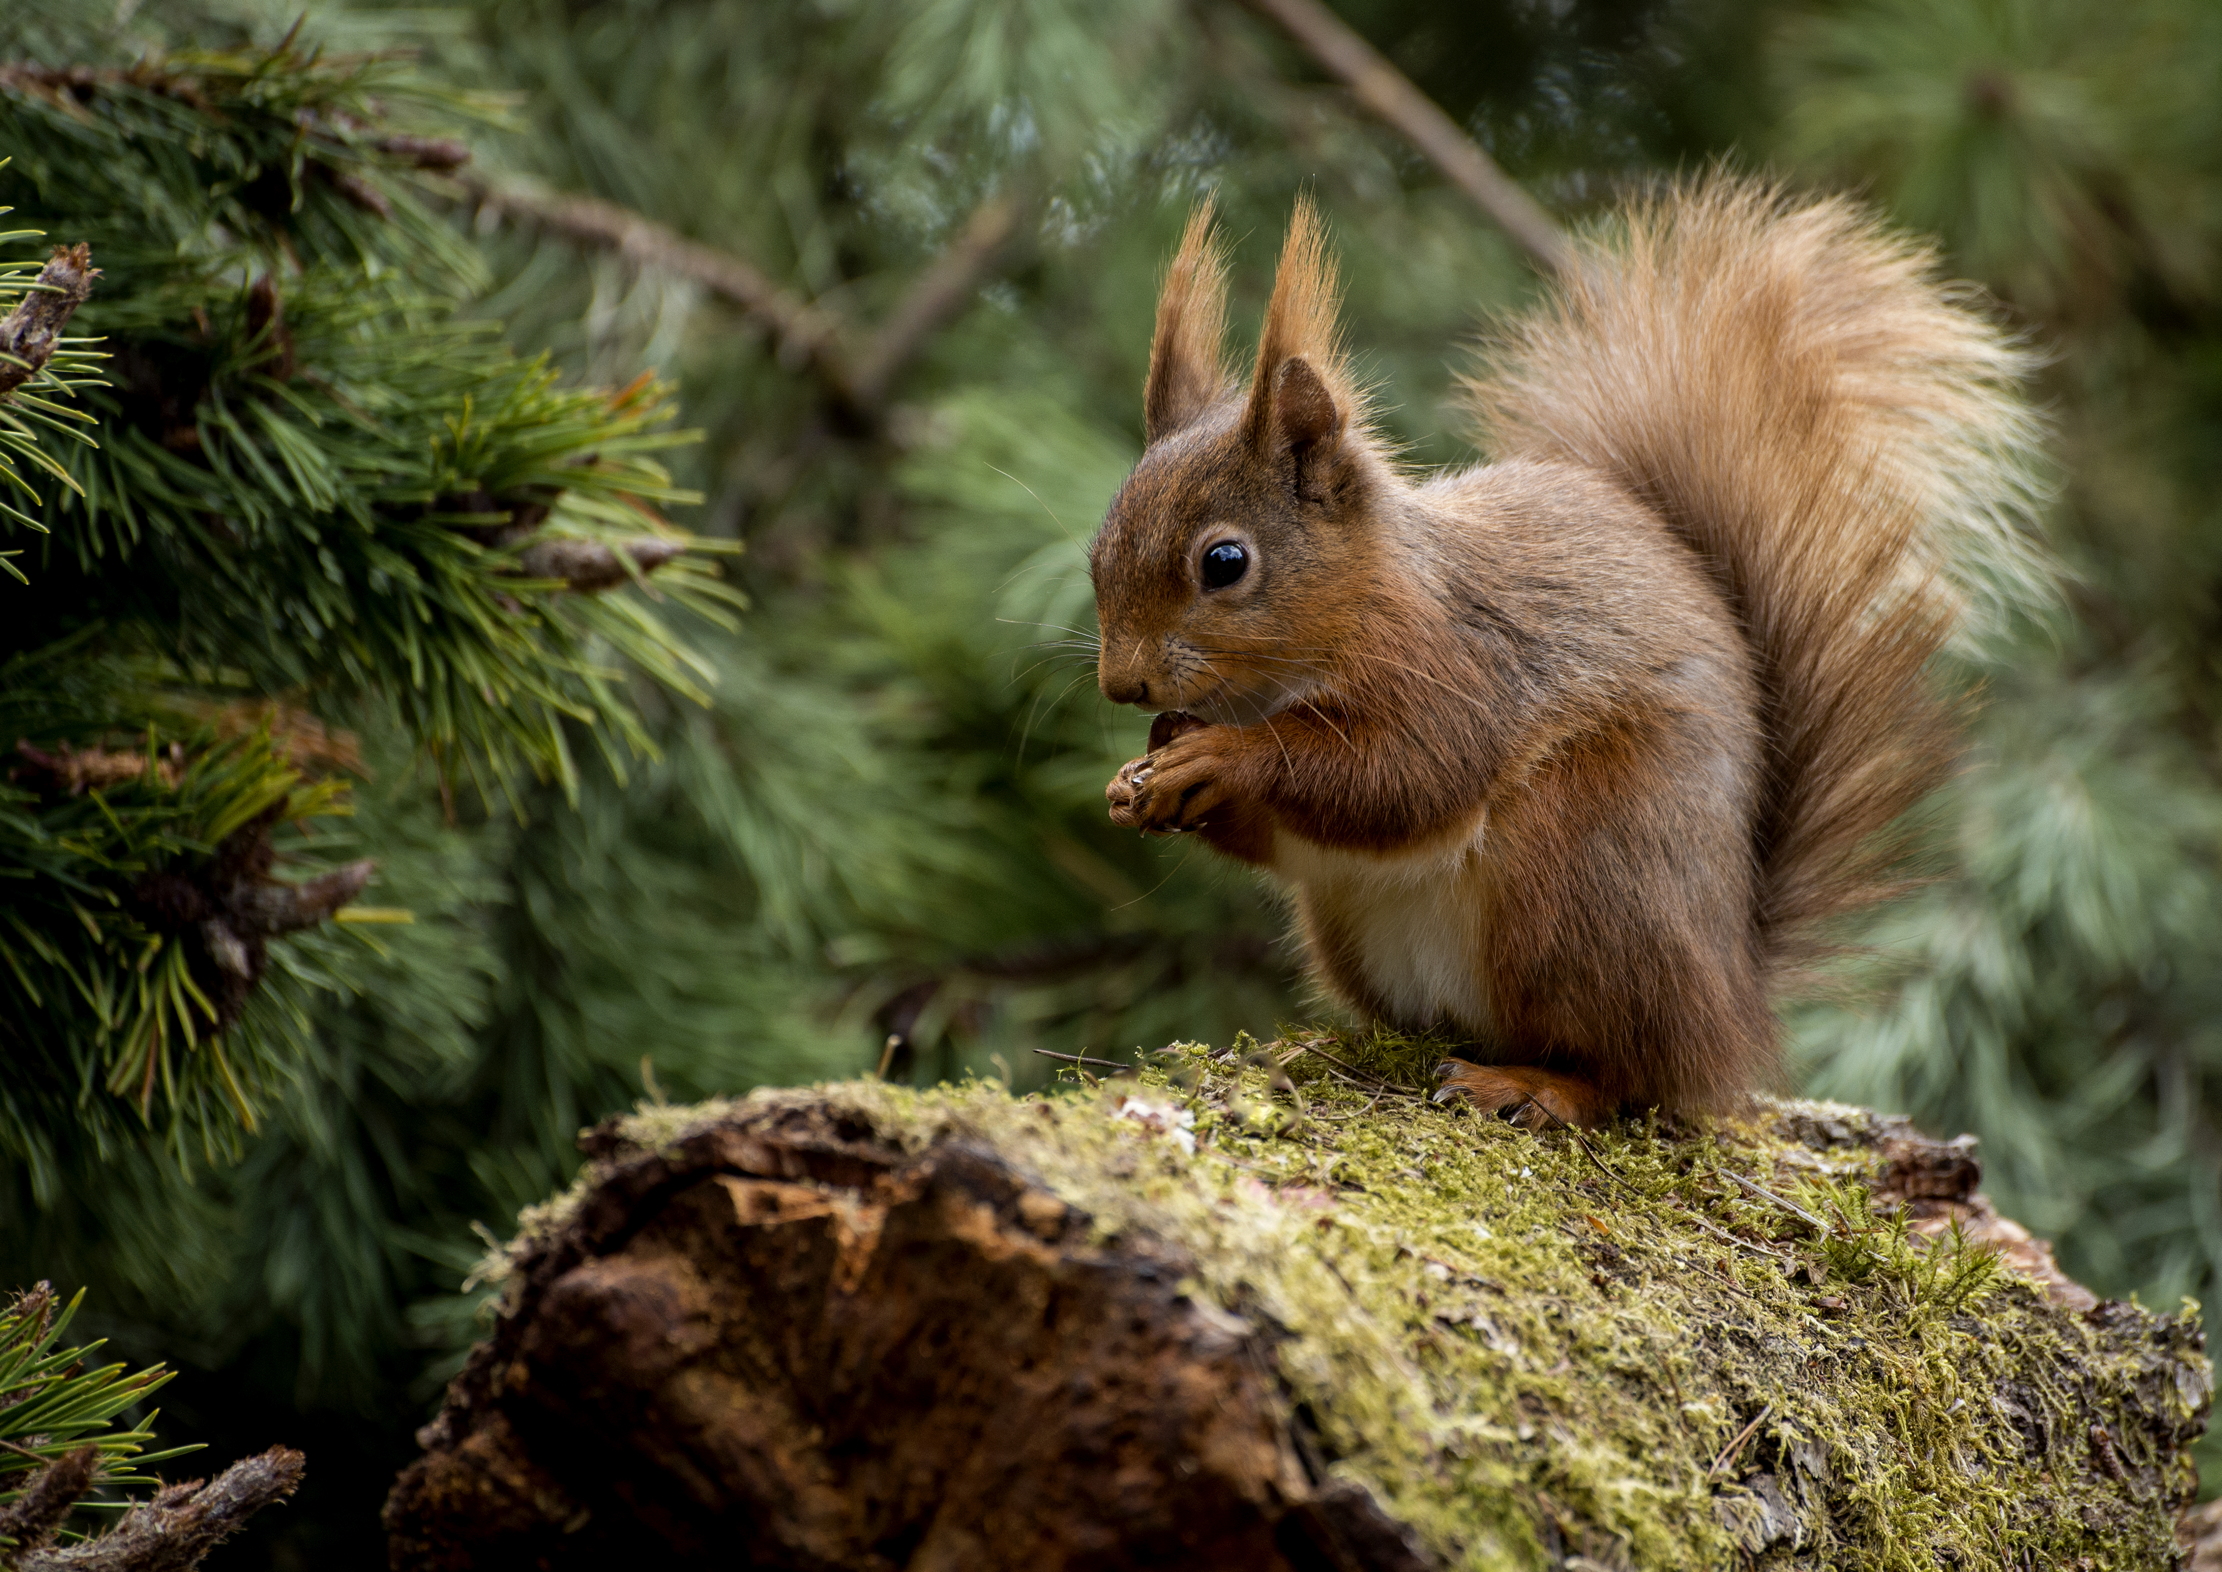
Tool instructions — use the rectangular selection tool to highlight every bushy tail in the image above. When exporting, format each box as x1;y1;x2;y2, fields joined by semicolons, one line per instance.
1462;173;2050;975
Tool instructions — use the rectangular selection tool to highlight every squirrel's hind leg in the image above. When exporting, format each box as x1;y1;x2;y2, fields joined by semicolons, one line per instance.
1432;1062;1617;1129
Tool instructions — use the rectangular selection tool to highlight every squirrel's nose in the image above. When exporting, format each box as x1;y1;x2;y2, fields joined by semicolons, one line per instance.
1101;674;1151;706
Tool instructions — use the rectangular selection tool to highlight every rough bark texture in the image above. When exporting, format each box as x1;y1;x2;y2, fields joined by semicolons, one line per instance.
2182;1498;2222;1569
384;1118;1356;1571
0;1449;100;1561
6;1447;304;1572
385;1047;2210;1571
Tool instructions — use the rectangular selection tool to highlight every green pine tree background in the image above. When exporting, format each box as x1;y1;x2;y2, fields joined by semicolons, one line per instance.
1;0;2216;1562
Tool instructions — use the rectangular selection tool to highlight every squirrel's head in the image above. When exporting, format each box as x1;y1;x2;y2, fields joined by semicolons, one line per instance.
1091;198;1386;725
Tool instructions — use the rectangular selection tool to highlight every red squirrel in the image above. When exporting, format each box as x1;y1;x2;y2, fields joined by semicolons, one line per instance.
1091;177;2043;1126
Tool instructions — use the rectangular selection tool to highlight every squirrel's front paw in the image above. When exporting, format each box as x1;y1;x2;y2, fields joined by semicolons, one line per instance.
1107;754;1154;828
1105;727;1235;834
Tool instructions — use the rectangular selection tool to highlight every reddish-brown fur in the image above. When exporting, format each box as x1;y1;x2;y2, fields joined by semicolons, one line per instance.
1092;181;2042;1125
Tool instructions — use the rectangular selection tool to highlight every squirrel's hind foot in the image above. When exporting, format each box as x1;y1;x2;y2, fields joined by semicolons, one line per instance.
1433;1062;1615;1130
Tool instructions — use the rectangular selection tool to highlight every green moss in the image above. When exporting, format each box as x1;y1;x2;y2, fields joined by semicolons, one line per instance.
514;1034;2208;1570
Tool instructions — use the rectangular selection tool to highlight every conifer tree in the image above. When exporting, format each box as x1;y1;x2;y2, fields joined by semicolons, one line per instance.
0;8;738;1528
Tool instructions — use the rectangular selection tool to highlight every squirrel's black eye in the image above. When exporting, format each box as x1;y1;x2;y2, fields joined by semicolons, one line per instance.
1201;540;1250;590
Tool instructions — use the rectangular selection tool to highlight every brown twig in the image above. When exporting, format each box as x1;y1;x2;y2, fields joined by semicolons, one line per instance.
0;244;98;396
19;1445;305;1571
1722;1169;1832;1236
0;1447;101;1557
443;174;1022;420
0;62;213;111
844;191;1022;407
1286;1035;1408;1094
1516;1097;1640;1197
1707;1402;1772;1479
1681;1208;1796;1264
230;861;376;939
12;739;178;795
370;133;469;171
1032;1048;1134;1074
513;536;685;592
443;171;856;396
1235;0;1571;276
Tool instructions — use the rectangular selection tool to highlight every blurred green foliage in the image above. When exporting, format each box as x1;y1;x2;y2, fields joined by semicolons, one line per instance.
1;0;2218;1559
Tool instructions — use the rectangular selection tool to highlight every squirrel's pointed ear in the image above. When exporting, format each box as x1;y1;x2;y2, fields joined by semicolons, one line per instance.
1267;356;1347;502
1144;203;1231;443
1274;356;1342;451
1241;198;1358;499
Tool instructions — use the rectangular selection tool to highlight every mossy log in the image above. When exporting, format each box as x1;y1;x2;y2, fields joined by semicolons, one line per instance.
383;1038;2210;1571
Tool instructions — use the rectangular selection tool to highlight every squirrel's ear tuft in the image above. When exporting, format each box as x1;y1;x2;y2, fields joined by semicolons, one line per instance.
1242;197;1359;466
1144;201;1232;443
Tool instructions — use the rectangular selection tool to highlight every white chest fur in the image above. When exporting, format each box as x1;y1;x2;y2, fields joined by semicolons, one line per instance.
1268;816;1494;1034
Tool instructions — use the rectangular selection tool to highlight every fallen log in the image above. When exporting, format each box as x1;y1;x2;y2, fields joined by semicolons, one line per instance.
384;1036;2210;1570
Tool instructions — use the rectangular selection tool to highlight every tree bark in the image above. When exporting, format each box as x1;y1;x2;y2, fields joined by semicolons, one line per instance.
384;1050;2209;1571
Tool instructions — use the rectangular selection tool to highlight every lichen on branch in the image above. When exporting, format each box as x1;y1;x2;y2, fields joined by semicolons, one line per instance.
0;242;94;397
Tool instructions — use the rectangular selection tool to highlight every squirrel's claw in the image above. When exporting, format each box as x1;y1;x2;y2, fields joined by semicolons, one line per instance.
1106;755;1153;828
1107;727;1231;835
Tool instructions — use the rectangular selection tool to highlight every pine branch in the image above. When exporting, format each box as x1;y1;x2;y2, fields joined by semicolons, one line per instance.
443;173;1023;419
844;191;1023;408
0;33;750;1146
443;171;858;397
0;1289;299;1570
15;1448;305;1572
513;536;685;592
0;1448;98;1560
9;741;176;795
0;64;212;112
1234;0;1571;275
228;860;375;940
0;245;96;398
368;133;470;172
